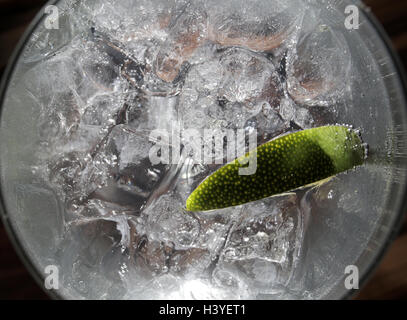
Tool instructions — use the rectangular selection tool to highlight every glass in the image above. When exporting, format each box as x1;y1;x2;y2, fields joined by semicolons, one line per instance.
0;0;406;299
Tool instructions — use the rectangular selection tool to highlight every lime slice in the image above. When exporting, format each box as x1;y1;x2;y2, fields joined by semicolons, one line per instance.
186;125;366;212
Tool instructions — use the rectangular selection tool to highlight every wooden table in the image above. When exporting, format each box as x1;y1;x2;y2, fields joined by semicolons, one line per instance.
0;0;407;300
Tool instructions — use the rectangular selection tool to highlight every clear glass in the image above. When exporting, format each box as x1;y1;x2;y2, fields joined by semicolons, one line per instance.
0;0;406;300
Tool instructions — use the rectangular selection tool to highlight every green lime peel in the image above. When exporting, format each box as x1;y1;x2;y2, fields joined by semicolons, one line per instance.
186;125;367;212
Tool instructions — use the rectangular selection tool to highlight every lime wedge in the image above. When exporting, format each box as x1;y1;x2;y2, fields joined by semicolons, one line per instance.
186;125;366;212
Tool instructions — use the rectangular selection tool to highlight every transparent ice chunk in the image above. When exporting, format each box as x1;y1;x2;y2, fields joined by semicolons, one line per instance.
286;25;352;106
179;47;282;132
214;195;306;295
279;97;314;129
206;0;306;52
57;217;132;299
222;197;300;263
154;1;209;83
143;193;200;249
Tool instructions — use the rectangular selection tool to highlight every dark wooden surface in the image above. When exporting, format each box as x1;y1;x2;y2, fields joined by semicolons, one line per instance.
0;0;407;300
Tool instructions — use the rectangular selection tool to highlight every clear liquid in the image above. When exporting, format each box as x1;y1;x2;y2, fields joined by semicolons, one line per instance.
12;0;378;299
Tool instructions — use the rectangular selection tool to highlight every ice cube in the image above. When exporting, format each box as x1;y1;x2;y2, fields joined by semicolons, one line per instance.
244;101;288;144
286;24;352;106
206;0;305;52
135;95;179;133
57;217;132;299
36;90;81;142
144;193;200;249
78;0;173;42
79;39;125;92
279;97;314;129
23;53;81;99
82;93;128;126
93;125;169;203
133;238;172;275
222;197;298;263
168;248;211;275
154;1;209;82
47;125;158;209
217;195;304;292
179;47;282;132
47;147;118;210
219;48;282;107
